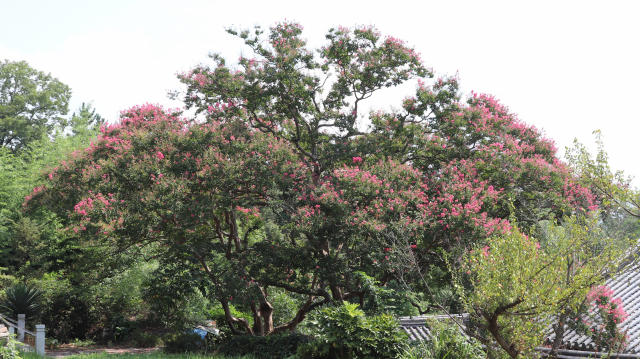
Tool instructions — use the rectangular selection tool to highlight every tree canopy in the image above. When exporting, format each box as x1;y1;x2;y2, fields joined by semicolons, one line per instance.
0;60;72;151
28;22;596;336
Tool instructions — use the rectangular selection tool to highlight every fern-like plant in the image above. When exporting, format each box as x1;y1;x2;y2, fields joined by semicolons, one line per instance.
1;284;42;320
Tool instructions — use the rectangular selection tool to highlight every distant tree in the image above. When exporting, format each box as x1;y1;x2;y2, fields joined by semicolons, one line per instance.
0;60;71;151
68;102;104;138
0;101;103;278
566;130;640;219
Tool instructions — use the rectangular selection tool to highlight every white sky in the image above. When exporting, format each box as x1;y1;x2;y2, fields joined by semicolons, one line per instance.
1;0;639;181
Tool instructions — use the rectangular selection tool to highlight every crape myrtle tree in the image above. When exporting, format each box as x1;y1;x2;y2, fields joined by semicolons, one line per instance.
28;22;593;335
174;22;592;305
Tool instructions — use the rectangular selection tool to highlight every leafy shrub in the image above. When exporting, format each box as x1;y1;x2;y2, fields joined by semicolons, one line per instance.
1;284;42;320
34;273;97;342
0;268;14;292
398;319;484;359
0;334;21;359
44;338;59;350
106;315;139;343
130;331;161;348
296;339;334;359
216;333;312;359
162;333;203;353
301;302;407;359
142;267;213;331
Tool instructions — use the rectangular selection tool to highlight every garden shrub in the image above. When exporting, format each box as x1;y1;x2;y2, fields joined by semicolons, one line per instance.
35;274;97;342
130;330;161;348
216;333;312;359
300;302;407;359
296;339;335;359
0;334;21;359
162;332;203;353
142;266;214;331
105;315;139;343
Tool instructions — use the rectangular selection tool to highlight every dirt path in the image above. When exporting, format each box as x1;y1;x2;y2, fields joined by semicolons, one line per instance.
46;347;160;357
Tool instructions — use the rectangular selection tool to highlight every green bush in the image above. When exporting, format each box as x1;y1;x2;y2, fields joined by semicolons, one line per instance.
216;333;312;359
300;302;407;359
130;331;161;348
34;272;98;342
296;339;335;359
398;319;484;359
142;267;213;331
0;334;21;359
162;332;203;353
106;315;139;343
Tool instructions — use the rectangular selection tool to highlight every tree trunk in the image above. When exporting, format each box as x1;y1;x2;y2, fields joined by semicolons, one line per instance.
250;302;264;336
221;300;253;335
549;312;567;358
250;300;275;336
269;296;316;335
484;311;520;358
329;284;343;301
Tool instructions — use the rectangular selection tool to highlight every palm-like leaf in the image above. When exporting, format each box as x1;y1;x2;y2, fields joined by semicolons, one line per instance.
1;284;42;320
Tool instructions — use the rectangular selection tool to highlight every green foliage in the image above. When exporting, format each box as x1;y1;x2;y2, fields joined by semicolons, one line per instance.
29;22;595;338
455;215;637;358
68;102;104;138
106;315;139;343
0;284;42;320
0;333;21;359
95;260;156;325
303;302;407;359
34;261;154;343
142;263;215;331
296;339;335;359
216;333;312;359
207;304;254;335
162;333;204;353
566;130;640;218
0;102;102;283
32;272;96;342
399;320;484;359
0;60;71;151
44;338;59;350
130;331;161;348
353;272;415;317
0;268;13;292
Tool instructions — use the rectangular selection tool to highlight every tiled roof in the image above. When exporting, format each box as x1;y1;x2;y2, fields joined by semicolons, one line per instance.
398;314;467;341
398;268;640;358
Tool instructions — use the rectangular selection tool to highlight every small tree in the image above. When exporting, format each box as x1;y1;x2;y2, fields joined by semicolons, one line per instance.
566;130;640;219
455;215;635;358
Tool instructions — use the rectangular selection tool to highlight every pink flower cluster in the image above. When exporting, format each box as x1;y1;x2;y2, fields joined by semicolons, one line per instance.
587;286;629;324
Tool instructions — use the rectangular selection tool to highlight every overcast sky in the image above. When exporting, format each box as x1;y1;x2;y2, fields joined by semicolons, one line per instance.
2;0;639;182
